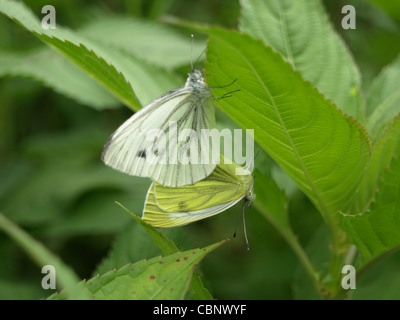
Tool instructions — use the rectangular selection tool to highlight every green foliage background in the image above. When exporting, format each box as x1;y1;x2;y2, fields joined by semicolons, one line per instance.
0;0;400;300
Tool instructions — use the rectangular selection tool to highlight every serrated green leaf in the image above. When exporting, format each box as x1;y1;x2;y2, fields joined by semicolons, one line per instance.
206;29;371;222
117;202;216;300
352;116;400;213
94;223;188;276
48;241;225;300
339;146;400;266
0;0;139;109
0;48;120;109
239;0;364;120
0;0;182;110
115;202;214;300
117;202;179;255
296;226;400;300
366;54;400;142
116;203;214;299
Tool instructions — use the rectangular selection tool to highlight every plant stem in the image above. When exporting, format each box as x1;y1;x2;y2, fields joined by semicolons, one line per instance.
320;208;346;294
283;232;320;292
264;218;321;294
332;246;400;300
254;203;321;296
328;222;342;276
344;245;357;265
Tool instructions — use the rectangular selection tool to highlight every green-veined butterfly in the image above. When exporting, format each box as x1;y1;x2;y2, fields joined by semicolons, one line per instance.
101;68;219;187
142;155;255;228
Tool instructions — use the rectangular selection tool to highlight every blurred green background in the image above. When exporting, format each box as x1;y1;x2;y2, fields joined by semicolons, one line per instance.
0;0;400;300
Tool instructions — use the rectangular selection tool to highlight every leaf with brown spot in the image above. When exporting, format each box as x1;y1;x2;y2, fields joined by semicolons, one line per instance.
47;240;226;300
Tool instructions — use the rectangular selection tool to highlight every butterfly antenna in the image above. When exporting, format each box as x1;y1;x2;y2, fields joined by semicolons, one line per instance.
191;34;194;71
233;202;243;238
210;78;237;89
214;89;241;101
233;201;250;250
243;201;250;250
194;47;207;70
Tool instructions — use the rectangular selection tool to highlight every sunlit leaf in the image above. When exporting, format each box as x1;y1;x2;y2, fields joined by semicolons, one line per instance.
340;133;400;266
351;116;400;213
239;0;364;120
0;0;182;110
206;29;370;222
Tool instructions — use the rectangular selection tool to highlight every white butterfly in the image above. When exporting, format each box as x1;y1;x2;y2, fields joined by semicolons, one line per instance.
142;155;255;228
101;69;219;187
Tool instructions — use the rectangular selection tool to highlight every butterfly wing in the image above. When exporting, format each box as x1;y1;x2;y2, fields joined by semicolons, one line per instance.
102;87;217;187
142;159;254;227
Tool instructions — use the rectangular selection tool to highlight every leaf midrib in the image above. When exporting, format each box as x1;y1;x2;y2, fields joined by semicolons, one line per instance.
217;33;331;218
275;0;296;68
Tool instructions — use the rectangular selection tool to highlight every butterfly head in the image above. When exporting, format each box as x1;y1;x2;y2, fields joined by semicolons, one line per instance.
185;69;209;93
190;69;203;80
245;176;256;204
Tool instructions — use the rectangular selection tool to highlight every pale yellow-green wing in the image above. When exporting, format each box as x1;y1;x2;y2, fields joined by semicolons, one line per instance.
142;159;254;228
